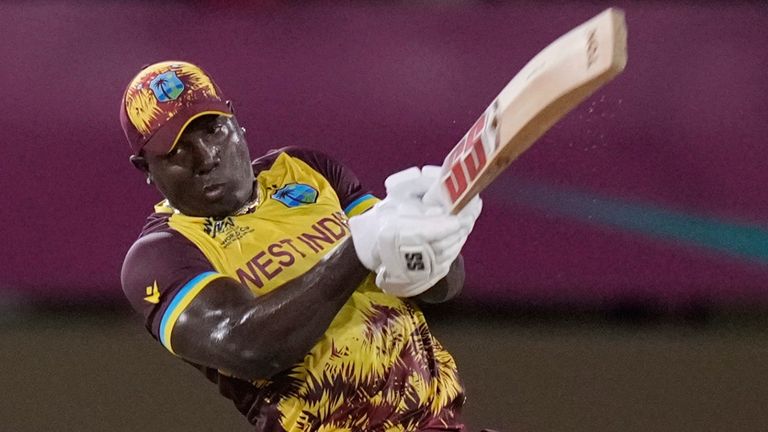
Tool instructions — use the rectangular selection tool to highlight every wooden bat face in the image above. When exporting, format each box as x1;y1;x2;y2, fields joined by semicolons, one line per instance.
425;8;627;214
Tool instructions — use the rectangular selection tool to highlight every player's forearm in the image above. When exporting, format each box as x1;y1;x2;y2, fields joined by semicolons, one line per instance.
175;238;369;380
231;239;368;377
414;255;465;304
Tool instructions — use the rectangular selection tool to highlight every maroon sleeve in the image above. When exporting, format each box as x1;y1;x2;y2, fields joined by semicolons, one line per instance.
256;146;373;209
120;229;216;340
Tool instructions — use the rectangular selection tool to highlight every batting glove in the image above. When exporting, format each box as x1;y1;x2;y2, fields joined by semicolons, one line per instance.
349;166;482;297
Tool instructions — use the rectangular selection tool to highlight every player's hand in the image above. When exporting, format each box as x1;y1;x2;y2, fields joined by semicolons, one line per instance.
376;166;482;297
419;165;483;237
349;166;482;297
386;165;482;232
373;204;466;297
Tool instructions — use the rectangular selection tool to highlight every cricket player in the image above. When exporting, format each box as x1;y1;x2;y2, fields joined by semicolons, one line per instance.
120;61;482;431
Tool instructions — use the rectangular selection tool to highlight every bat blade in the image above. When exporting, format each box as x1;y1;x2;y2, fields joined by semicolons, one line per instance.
426;8;628;214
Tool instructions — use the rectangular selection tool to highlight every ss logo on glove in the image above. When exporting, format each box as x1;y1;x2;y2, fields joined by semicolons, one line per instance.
405;252;425;271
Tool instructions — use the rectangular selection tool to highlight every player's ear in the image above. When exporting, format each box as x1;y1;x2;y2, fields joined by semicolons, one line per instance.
129;154;149;174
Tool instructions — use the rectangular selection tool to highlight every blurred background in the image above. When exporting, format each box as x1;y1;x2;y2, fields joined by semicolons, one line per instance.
1;1;768;431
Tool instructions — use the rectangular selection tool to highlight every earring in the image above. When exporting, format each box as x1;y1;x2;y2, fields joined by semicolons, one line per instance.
146;176;152;185
241;126;246;135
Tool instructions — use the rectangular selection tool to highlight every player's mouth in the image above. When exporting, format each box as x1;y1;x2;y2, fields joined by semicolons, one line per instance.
202;182;227;200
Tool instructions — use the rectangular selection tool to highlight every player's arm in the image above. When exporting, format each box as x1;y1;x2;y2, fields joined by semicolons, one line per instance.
350;166;481;299
281;147;477;302
122;233;369;382
123;190;464;381
170;238;368;380
413;254;465;304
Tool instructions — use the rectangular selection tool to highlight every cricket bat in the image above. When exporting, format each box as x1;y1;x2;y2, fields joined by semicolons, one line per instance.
424;8;628;214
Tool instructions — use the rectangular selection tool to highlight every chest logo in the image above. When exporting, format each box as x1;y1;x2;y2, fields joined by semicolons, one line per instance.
271;183;318;208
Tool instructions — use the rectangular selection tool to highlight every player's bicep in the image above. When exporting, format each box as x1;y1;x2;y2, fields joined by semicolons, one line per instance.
121;231;220;344
163;276;258;364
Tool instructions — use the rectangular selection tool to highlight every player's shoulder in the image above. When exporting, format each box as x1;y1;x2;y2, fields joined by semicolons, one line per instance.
130;226;182;251
121;218;215;331
252;146;341;173
121;220;210;302
274;145;334;161
123;227;190;273
139;208;173;236
123;210;200;277
252;146;370;210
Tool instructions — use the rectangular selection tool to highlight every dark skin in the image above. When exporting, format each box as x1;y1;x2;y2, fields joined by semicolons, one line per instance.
131;115;255;218
130;113;463;380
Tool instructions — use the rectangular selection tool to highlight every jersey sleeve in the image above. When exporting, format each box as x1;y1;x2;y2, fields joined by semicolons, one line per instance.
121;230;227;354
275;146;379;216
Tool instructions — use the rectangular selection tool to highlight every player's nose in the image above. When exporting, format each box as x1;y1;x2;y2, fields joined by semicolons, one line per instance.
188;138;220;175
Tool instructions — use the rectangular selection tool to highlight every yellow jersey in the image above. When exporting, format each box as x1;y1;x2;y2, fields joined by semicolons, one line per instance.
121;147;465;431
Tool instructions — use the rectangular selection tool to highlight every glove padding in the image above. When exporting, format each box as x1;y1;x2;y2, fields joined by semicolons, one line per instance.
349;166;483;297
374;200;467;297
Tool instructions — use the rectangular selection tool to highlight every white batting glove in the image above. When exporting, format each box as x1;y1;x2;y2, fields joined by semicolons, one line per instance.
350;166;434;271
420;165;483;237
373;204;466;297
349;166;482;297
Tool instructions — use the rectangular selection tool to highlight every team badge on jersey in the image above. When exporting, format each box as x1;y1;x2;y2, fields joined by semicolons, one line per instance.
272;183;318;208
150;71;185;102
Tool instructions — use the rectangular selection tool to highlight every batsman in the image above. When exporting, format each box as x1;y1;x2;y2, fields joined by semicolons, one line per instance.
120;61;483;431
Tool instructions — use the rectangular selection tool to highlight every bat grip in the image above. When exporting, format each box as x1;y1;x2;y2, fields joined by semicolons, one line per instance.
423;181;462;215
422;181;442;207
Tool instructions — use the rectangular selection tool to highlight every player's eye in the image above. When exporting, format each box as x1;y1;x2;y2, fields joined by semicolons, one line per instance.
165;140;193;161
208;122;229;140
166;146;180;158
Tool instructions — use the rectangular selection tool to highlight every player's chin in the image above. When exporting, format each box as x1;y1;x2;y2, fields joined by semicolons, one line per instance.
192;201;238;219
183;178;253;217
185;192;236;218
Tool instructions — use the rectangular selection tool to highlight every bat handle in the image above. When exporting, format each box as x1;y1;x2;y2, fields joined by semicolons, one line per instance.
422;181;442;206
423;180;462;215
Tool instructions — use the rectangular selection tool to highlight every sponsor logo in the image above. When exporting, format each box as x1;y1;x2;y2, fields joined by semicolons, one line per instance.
144;281;160;304
271;183;318;208
405;252;425;271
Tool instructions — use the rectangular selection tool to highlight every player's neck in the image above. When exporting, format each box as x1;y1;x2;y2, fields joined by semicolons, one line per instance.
233;180;260;216
165;180;259;217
